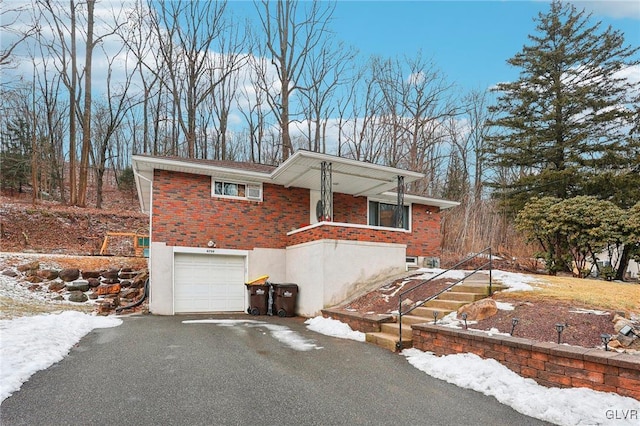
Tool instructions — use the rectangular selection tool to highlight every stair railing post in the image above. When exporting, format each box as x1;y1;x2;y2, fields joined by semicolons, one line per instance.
489;247;493;296
397;299;403;350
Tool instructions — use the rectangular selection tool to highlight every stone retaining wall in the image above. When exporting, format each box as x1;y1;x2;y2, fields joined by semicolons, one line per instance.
412;323;640;400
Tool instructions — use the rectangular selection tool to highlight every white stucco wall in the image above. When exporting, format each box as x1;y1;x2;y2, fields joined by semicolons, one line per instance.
286;239;406;316
148;242;174;315
150;240;405;317
249;248;286;283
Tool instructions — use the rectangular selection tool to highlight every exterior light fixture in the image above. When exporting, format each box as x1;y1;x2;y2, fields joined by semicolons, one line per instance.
207;240;216;248
510;318;519;336
619;325;637;337
433;311;438;324
461;312;468;329
601;333;612;351
555;323;565;344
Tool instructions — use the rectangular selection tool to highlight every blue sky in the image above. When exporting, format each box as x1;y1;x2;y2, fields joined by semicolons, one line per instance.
232;0;640;93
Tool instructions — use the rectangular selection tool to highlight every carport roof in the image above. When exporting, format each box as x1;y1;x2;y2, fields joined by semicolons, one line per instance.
132;151;459;213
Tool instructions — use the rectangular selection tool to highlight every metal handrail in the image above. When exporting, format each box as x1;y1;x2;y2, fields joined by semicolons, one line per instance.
396;247;493;350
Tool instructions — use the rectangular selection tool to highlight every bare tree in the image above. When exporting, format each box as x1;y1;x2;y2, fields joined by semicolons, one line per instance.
337;58;386;163
76;0;96;207
147;0;243;159
116;0;161;155
208;23;247;160
256;0;334;161
37;0;81;205
297;40;355;153
373;54;457;194
90;44;139;208
238;54;279;164
0;1;38;67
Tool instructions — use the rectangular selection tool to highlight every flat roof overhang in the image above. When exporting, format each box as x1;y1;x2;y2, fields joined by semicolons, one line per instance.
271;151;424;197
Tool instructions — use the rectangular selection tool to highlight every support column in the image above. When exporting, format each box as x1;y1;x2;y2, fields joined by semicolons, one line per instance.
320;161;332;221
396;175;404;228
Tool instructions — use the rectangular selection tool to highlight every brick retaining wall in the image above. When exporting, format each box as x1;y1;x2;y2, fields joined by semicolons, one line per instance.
412;323;640;400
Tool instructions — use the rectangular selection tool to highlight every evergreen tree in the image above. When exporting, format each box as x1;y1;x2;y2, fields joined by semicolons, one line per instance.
0;117;31;193
486;0;640;213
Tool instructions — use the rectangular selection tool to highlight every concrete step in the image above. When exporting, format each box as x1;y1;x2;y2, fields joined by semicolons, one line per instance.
364;274;501;352
424;299;468;310
444;291;485;302
409;306;452;321
380;322;415;335
365;331;412;351
452;283;493;295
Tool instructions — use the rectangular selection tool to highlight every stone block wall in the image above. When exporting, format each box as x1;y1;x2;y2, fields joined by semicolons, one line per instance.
412;323;640;400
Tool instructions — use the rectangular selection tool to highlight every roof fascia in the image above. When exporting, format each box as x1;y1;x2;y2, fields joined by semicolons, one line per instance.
379;191;461;209
271;150;425;181
131;155;272;182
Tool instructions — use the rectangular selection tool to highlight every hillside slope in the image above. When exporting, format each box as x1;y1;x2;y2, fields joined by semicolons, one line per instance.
0;189;148;255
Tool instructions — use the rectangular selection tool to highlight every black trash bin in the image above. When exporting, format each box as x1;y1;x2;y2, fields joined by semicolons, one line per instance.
245;283;270;315
271;283;298;317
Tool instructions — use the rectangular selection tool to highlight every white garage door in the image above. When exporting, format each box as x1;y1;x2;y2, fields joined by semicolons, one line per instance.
174;253;246;313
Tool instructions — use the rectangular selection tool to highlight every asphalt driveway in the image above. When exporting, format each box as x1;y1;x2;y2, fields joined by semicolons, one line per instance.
1;314;550;425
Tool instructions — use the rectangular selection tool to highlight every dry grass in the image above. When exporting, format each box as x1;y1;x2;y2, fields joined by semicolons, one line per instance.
2;254;147;271
0;296;95;320
495;275;640;314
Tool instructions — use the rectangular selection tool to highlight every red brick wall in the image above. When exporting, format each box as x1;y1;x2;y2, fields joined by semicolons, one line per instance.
333;193;367;224
152;170;309;249
287;224;408;247
406;204;441;257
152;170;443;257
412;324;640;400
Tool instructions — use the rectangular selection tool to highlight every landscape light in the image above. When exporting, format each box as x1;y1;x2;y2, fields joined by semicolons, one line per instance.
433;311;438;324
600;333;611;351
510;318;519;336
461;312;468;329
555;323;565;344
618;325;637;337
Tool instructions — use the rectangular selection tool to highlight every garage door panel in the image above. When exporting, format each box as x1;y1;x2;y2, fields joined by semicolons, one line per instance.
174;253;246;313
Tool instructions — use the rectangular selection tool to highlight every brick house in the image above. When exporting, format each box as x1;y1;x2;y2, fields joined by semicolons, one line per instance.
132;150;458;316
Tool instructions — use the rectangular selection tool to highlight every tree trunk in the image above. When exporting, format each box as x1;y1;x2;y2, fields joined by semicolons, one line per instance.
68;0;77;205
77;0;95;207
615;245;631;281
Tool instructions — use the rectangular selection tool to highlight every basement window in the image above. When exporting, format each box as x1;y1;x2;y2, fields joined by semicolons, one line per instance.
212;179;262;201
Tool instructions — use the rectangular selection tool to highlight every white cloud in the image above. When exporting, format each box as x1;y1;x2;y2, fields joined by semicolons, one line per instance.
573;1;640;20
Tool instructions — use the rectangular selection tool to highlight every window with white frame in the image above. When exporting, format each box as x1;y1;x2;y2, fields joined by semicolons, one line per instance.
212;179;262;201
368;200;410;230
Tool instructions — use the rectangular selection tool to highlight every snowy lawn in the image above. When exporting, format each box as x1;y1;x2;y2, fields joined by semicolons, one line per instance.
0;311;122;402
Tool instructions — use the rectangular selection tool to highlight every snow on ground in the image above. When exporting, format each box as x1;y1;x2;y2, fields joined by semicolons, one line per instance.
403;349;640;426
310;316;640;426
412;268;468;281
496;301;516;311
0;311;122;402
305;316;366;341
0;274;52;304
2;268;638;425
414;268;540;292
569;308;611;316
491;269;540;292
183;319;323;351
